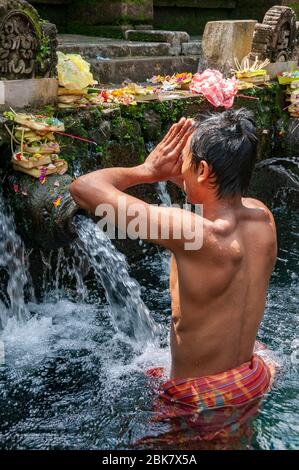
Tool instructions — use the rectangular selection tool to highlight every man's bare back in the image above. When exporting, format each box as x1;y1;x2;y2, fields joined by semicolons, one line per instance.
169;197;277;379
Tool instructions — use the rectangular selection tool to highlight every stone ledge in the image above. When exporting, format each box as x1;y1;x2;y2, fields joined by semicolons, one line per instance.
89;55;199;84
58;41;173;59
124;30;190;45
0;78;58;110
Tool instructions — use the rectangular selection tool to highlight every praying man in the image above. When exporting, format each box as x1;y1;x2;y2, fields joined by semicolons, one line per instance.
70;109;277;445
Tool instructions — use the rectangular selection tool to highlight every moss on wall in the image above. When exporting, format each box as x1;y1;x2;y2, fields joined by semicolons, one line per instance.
235;84;289;159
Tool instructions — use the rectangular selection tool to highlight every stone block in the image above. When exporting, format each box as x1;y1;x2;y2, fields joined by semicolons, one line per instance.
0;78;58;110
202;20;257;73
182;41;202;55
125;29;190;45
168;45;182;56
90;55;198;84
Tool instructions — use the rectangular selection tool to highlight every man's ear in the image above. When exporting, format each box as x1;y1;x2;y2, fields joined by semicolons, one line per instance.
197;161;209;184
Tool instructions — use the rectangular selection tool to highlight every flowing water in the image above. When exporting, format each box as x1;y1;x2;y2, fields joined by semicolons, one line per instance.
74;216;159;346
0;192;29;328
0;191;298;449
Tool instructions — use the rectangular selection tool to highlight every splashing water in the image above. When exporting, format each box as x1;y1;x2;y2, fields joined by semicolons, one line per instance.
35;244;90;303
74;215;159;347
0;192;29;327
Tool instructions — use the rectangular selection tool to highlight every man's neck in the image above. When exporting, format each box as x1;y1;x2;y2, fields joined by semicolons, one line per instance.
199;194;242;221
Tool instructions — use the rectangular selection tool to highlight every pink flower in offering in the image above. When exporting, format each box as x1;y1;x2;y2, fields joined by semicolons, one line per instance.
190;69;238;109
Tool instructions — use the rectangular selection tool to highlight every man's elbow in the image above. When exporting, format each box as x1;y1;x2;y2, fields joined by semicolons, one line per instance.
69;177;89;207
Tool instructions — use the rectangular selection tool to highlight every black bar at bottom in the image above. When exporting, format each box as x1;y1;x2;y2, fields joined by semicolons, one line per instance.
0;449;296;466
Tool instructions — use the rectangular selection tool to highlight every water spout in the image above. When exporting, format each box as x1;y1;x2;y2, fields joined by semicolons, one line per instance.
7;173;80;250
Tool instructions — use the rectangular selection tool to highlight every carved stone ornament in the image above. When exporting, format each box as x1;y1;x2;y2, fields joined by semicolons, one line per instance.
249;6;297;62
0;0;57;80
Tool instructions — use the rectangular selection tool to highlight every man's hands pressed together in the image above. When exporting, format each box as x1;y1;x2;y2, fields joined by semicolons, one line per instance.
70;117;194;213
70;116;196;250
144;117;193;182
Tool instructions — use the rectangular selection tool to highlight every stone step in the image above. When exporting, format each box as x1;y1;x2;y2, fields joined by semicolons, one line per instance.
58;41;174;59
58;35;202;59
89;55;200;84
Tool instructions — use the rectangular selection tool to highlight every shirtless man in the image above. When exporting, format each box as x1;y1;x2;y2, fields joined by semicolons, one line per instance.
70;109;277;430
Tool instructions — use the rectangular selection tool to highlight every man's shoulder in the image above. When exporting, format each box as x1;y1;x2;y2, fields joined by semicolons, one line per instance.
242;197;275;223
242;197;277;259
242;196;269;211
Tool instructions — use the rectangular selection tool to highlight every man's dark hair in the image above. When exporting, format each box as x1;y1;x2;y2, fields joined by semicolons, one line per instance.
190;108;258;199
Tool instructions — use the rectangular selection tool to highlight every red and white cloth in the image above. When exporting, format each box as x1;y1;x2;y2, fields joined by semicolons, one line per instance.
190;69;238;109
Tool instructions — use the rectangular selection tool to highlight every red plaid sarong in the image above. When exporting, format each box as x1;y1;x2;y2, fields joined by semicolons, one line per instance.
140;351;276;449
190;69;238;108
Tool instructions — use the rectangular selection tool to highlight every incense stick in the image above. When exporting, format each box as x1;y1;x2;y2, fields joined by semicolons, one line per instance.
54;131;97;145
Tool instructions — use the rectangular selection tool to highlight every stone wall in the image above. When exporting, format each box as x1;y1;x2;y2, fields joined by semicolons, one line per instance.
153;1;298;35
66;0;153;37
29;0;299;36
30;0;154;35
30;1;71;32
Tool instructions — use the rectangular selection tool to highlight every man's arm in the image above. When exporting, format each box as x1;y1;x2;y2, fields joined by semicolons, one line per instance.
70;118;198;250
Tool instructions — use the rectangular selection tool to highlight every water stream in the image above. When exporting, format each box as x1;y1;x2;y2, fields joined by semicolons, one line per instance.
74;215;159;347
0;192;29;328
